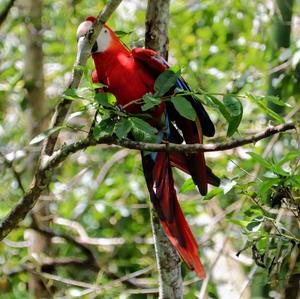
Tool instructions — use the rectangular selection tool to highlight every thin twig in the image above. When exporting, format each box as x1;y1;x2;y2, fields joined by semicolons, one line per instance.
93;149;129;189
197;236;230;299
32;224;98;264
0;151;25;194
53;217;125;246
28;223;152;290
237;265;258;299
5;258;94;276
26;267;158;296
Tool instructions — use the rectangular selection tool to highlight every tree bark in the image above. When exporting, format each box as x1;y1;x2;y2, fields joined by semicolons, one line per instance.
145;0;170;59
145;1;183;298
24;0;51;297
150;208;183;299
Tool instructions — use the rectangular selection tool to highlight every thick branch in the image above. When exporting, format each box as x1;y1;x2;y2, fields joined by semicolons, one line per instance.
117;123;296;153
0;123;295;241
43;0;123;155
145;0;170;58
46;123;297;168
0;0;123;241
145;1;183;298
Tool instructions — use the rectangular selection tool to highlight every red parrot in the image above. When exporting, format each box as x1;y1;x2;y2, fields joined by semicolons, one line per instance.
77;17;220;279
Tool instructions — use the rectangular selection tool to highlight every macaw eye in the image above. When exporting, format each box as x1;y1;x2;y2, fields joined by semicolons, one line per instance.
104;29;108;33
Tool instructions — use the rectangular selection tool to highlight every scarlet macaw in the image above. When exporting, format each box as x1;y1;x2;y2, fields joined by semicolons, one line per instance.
77;16;220;278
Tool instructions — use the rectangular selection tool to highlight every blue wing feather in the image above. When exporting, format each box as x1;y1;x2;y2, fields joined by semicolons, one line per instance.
132;48;215;137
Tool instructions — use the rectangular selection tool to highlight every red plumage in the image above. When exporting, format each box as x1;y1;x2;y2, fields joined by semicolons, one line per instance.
77;19;220;278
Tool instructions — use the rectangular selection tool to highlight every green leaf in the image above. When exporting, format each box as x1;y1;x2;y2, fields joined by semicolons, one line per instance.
223;95;243;136
115;30;132;38
265;95;287;107
170;96;196;121
276;150;300;167
154;69;181;97
246;93;285;124
246;216;263;231
204;95;229;119
205;94;243;136
204;94;242;135
92;82;108;89
179;178;196;193
203;188;223;200
272;165;289;177
287;175;300;187
29;126;64;145
63;89;82;101
246;221;262;232
223;95;242;117
93;118;115;140
141;94;162;111
130;117;158;142
247;152;273;170
244;207;263;217
94;92;116;107
107;93;117;106
227;219;250;228
114;118;132;139
258;178;280;195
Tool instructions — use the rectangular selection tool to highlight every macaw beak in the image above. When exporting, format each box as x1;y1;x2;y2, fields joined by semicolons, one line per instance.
76;20;97;59
77;20;93;40
91;42;98;53
76;35;88;62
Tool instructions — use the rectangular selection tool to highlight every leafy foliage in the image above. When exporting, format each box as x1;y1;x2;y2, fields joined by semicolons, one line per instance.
154;68;181;97
0;0;299;298
170;96;197;121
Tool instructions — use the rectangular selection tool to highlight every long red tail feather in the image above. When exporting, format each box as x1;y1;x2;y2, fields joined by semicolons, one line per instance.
143;152;206;279
169;152;220;187
160;201;206;279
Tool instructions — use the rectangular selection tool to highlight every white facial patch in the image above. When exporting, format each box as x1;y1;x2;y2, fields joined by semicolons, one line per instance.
95;27;112;53
77;21;112;53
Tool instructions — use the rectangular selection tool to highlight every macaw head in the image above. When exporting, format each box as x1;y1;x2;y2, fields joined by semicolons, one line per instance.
76;16;119;54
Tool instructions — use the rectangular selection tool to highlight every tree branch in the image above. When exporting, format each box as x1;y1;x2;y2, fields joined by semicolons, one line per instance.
145;1;183;298
0;123;295;241
32;225;151;290
43;0;123;155
46;123;297;170
117;122;296;153
0;0;123;241
0;0;16;27
0;151;25;194
32;225;97;266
